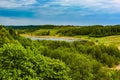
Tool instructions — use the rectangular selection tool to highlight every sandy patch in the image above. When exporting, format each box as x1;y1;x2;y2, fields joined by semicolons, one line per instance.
116;64;120;70
118;46;120;50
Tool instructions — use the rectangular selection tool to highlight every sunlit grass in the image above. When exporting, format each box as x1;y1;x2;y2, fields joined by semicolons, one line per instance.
75;35;120;47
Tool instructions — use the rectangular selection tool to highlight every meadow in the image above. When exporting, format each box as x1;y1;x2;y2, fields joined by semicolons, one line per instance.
74;35;120;47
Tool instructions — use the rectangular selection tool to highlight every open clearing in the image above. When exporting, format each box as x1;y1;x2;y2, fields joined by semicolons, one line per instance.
74;35;120;47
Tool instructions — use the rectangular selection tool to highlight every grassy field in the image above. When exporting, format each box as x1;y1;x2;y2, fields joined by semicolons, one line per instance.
74;35;120;47
90;35;120;47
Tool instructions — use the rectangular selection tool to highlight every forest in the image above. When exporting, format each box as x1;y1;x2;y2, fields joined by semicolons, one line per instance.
7;25;120;37
0;25;120;80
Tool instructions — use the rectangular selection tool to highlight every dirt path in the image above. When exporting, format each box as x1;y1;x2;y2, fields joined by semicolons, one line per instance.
118;46;120;50
115;46;120;70
116;64;120;70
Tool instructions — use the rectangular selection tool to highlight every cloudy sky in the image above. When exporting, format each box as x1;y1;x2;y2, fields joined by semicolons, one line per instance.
0;0;120;25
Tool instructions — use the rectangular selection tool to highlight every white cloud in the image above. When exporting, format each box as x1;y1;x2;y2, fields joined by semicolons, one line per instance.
1;0;120;13
0;0;37;9
50;0;120;13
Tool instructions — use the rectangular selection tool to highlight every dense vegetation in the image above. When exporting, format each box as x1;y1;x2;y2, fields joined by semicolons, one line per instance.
7;25;120;37
0;25;120;80
57;25;120;37
0;26;70;80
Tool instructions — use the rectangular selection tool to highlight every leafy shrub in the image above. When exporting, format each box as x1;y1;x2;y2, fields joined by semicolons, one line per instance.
0;43;71;80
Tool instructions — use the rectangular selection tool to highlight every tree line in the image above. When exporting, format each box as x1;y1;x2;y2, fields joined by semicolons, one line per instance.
56;25;120;37
7;24;120;37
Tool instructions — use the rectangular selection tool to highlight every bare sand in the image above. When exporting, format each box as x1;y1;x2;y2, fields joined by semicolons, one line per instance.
118;46;120;50
116;64;120;70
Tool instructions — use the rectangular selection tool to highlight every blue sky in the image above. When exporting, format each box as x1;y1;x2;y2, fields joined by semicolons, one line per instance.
0;0;120;25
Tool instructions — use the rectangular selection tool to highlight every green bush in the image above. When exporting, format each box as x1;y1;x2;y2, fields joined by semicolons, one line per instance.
0;43;71;80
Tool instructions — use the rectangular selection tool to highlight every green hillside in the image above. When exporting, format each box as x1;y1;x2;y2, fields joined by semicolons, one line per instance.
0;25;120;80
0;26;70;80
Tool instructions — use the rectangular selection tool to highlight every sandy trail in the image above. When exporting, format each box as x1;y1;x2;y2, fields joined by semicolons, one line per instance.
118;46;120;50
115;46;120;70
116;64;120;70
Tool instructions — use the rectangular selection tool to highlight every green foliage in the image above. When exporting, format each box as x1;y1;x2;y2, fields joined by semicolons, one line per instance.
1;26;120;80
101;69;120;80
0;43;70;80
32;40;120;80
35;30;50;36
56;25;120;37
17;36;33;48
0;26;14;47
10;25;120;37
35;40;120;67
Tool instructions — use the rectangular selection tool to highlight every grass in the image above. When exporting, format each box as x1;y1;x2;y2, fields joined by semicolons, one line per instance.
90;35;120;46
32;29;58;36
74;35;120;47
